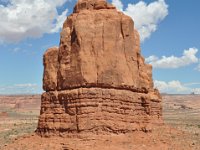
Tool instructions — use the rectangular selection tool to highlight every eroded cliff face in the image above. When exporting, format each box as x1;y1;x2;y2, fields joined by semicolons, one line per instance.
36;0;162;136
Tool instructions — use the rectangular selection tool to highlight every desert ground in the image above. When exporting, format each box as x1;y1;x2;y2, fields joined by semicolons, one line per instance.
0;95;40;148
0;94;199;150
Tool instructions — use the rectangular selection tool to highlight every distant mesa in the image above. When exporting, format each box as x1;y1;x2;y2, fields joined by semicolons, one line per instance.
36;0;162;136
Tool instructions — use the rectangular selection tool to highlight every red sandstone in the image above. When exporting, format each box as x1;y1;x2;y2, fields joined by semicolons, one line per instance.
36;0;162;136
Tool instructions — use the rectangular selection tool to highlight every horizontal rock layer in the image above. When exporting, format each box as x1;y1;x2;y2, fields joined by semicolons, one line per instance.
36;88;162;136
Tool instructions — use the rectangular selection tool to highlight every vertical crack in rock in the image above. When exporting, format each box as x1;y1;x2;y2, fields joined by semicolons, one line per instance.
36;0;163;137
75;105;80;132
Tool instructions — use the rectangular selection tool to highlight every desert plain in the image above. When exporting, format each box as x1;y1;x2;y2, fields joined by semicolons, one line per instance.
0;94;199;150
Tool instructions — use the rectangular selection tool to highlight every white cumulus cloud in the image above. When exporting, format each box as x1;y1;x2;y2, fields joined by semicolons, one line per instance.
146;48;199;69
0;0;69;43
154;80;189;93
112;0;168;42
154;80;200;94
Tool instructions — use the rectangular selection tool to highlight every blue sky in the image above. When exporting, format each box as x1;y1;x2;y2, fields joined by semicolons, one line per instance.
0;0;200;94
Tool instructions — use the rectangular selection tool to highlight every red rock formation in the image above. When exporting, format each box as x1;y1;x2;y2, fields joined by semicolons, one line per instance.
43;47;59;91
36;0;162;136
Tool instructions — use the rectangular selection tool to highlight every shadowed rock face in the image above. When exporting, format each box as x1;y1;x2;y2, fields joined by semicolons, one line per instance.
36;0;162;136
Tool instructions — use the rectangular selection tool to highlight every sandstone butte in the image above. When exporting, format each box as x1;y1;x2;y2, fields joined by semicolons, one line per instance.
36;0;163;137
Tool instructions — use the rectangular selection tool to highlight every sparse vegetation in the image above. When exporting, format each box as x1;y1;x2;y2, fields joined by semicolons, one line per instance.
0;94;200;149
0;105;39;148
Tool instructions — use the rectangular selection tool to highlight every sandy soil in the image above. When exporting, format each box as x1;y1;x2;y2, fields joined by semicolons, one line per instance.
0;94;200;150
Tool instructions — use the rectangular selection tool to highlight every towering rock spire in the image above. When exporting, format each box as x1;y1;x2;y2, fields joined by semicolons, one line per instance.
36;0;162;136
